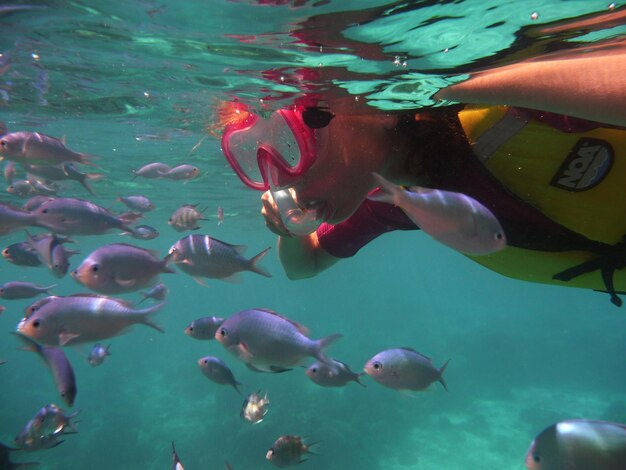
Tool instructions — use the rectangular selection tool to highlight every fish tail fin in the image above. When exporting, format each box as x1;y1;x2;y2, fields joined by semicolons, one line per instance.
105;344;112;356
438;359;451;392
118;211;143;225
139;302;166;333
355;373;367;388
43;284;57;293
249;246;272;278
78;173;103;196
367;172;403;206
75;152;99;167
233;381;243;395
67;410;81;432
314;333;343;363
161;251;177;273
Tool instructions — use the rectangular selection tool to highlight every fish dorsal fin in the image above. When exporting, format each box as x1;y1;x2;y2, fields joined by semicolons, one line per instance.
256;308;310;335
210;237;247;255
400;347;432;361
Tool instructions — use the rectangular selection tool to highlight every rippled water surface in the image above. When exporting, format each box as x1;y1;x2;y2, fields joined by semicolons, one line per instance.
1;1;625;469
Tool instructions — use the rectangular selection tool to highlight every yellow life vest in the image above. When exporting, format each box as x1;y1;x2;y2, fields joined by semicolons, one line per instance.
459;105;626;302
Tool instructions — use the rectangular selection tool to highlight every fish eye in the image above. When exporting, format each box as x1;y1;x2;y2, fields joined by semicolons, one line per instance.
302;107;334;129
372;361;382;370
495;232;504;240
533;454;541;463
0;140;6;147
203;359;209;364
219;328;227;337
32;319;40;328
41;208;48;214
311;367;317;373
91;264;99;272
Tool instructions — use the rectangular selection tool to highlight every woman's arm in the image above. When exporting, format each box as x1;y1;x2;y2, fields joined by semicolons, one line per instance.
277;232;339;280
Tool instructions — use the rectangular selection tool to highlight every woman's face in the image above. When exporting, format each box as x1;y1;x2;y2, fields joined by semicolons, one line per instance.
287;111;401;224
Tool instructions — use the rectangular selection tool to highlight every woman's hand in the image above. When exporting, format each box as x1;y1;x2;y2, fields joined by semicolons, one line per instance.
261;190;291;237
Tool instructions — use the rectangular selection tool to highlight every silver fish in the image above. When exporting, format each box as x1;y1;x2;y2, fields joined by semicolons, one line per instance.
121;224;159;240
16;294;165;346
14;404;78;452
0;281;55;299
168;204;207;232
184;316;224;340
33;197;141;235
266;435;317;468
14;332;77;406
526;420;626;470
7;180;39;198
22;163;102;195
2;241;41;266
132;162;171;180
138;283;169;304
24;296;60;318
3;160;16;184
363;347;449;392
171;442;185;470
215;308;342;373
169;235;271;284
22;195;55;211
369;173;506;255
197;356;242;394
217;206;224;226
117;195;154;212
26;231;78;278
87;343;111;367
71;243;174;294
0;131;95;166
306;359;365;388
240;391;269;424
162;164;199;181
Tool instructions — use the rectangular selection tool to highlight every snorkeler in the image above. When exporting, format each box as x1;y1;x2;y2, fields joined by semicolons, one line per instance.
218;37;626;306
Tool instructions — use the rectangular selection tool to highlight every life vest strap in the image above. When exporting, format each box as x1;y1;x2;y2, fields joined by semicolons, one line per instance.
472;108;529;161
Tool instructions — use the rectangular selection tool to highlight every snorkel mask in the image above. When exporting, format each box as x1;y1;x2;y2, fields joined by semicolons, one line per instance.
220;101;328;236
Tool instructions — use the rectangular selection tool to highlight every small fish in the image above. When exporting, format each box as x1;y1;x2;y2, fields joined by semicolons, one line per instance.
162;164;199;181
171;442;185;470
14;332;77;406
122;224;159;240
525;419;626;470
0;202;37;236
169;235;271;284
32;197;140;236
132;162;171;180
266;435;317;467
197;356;242;394
168;204;207;232
87;343;111;367
138;283;169;304
0;281;55;299
14;404;79;452
16;294;165;346
240;391;269;424
215;308;342;373
22;195;55;211
7;180;39;198
26;231;78;278
2;241;41;266
184;316;224;340
217;206;224;226
363;347;449;392
3;160;17;184
0;306;5;315
117;195;155;212
0;131;95;166
22;162;103;195
71;243;174;295
306;359;365;388
24;295;60;318
369;173;506;255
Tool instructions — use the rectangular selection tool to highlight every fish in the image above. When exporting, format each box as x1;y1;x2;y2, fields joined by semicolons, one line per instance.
32;197;141;236
14;332;77;406
369;173;506;255
62;162;103;195
240;391;270;424
3;160;16;184
22;195;55;211
71;243;175;294
215;308;342;373
6;180;51;198
363;347;449;392
0;131;95;166
168;235;271;284
0;306;5;315
217;206;224;226
0;440;39;467
0;202;37;236
162;164;199;181
525;419;626;470
138;283;169;304
26;231;78;278
117;195;155;212
16;294;166;346
168;204;207;231
2;241;42;267
15;404;79;450
121;224;159;240
197;356;242;394
306;359;365;388
171;442;185;470
184;316;224;340
87;343;111;367
131;162;170;180
24;296;60;318
0;281;55;299
266;435;317;467
20;162;103;195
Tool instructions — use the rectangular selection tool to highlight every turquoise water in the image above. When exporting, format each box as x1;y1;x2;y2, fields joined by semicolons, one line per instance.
1;1;625;469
